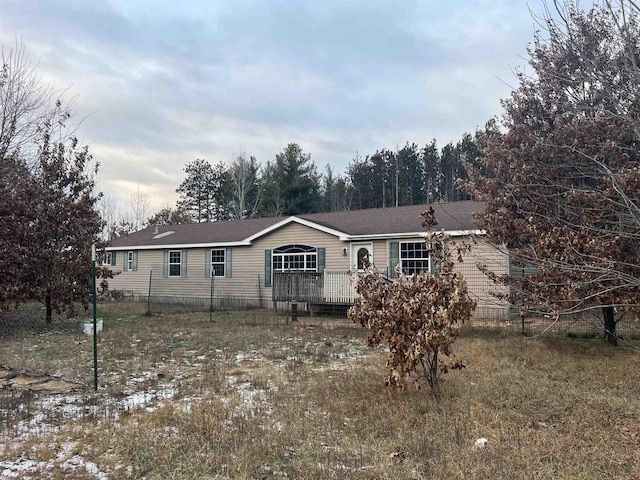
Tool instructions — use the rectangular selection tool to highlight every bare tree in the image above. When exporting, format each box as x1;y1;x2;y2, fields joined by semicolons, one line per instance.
128;185;150;231
321;164;353;212
96;187;121;240
0;40;70;162
228;152;260;220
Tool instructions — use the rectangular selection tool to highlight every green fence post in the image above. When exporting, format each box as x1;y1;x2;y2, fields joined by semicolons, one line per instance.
147;270;153;315
92;244;98;391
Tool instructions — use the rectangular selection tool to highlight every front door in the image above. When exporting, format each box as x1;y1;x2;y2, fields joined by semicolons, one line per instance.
350;243;373;272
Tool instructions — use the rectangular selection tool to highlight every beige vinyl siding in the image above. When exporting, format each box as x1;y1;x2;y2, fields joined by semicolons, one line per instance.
456;238;510;319
371;240;388;273
106;226;511;319
216;223;349;301
108;250;157;294
107;223;350;303
378;237;510;319
252;222;348;283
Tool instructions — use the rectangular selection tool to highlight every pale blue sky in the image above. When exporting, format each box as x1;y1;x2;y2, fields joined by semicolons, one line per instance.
0;0;542;211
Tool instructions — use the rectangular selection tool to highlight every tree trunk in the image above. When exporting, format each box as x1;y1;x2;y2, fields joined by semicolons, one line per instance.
425;351;440;398
603;305;617;346
45;293;53;324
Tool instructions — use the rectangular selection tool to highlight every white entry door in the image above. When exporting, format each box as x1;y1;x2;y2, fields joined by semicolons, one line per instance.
350;243;373;272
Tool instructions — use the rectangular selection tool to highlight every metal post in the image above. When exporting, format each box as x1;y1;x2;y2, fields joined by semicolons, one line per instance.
147;270;153;314
91;244;98;391
209;275;215;322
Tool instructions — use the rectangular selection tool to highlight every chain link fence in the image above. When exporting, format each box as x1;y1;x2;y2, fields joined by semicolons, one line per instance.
0;303;88;338
3;265;639;344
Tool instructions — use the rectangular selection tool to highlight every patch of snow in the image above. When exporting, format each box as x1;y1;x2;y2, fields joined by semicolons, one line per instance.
84;460;108;479
1;458;46;478
226;376;272;417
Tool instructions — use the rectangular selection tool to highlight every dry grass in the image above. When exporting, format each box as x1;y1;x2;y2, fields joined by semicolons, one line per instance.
1;302;639;479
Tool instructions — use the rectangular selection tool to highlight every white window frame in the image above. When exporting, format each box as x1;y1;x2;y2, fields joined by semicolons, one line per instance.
272;245;317;272
211;248;225;277
168;250;182;277
399;241;430;275
102;251;113;267
127;251;134;272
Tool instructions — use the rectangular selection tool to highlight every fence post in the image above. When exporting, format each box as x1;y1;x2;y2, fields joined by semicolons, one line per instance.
146;270;153;315
209;275;215;322
91;244;98;391
257;274;263;309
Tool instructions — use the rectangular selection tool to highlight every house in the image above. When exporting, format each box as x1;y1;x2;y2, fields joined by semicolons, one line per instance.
105;200;511;318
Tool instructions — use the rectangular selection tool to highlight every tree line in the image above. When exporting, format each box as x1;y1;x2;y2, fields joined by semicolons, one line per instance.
110;134;479;232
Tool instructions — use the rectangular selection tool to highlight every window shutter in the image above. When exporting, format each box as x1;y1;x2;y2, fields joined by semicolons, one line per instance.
123;252;129;272
317;247;326;272
110;252;117;267
163;251;168;278
181;249;188;278
264;249;272;287
225;248;232;278
205;249;211;277
132;251;138;271
389;242;399;277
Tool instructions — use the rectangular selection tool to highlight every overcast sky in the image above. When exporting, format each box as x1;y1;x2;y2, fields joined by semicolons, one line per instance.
1;0;543;212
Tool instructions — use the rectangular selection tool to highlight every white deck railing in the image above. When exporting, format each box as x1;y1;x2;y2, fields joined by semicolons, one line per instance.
322;270;356;304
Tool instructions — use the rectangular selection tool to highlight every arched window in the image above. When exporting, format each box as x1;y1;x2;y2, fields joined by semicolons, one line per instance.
356;247;370;270
273;244;317;272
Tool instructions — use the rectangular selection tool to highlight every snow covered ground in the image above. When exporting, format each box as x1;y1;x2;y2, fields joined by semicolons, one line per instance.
0;329;368;479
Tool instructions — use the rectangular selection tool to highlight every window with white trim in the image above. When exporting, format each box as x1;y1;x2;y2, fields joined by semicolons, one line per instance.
400;241;430;274
168;250;182;277
211;249;225;277
273;245;317;272
127;251;134;272
103;251;114;266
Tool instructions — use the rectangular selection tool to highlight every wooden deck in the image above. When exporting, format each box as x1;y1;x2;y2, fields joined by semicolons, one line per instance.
272;271;356;304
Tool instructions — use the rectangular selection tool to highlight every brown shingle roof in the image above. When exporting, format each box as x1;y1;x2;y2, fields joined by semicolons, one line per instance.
110;216;282;248
300;201;483;236
109;200;483;248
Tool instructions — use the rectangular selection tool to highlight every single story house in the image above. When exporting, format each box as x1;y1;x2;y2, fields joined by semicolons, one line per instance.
105;200;511;318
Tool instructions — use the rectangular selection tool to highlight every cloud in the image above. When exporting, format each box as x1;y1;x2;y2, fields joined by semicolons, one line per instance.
1;0;540;211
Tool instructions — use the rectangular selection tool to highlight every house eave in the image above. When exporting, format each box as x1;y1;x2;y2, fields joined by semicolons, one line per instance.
105;226;486;250
107;240;252;251
343;229;485;241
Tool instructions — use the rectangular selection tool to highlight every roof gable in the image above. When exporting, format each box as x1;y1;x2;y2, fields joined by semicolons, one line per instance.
244;216;348;243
